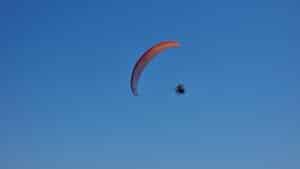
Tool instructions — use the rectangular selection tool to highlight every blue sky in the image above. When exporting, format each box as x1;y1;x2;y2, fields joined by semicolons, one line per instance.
1;0;300;168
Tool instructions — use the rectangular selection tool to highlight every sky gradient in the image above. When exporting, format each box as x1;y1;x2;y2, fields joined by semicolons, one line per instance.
1;0;300;169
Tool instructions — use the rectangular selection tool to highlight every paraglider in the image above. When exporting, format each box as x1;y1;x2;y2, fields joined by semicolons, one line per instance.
130;41;180;96
175;83;185;95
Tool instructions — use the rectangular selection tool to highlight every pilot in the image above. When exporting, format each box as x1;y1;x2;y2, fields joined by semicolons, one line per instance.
175;84;185;95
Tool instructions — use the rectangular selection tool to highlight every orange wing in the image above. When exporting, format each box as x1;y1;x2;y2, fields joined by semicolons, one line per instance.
130;41;180;96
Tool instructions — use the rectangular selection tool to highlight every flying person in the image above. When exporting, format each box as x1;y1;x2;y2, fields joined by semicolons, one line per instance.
175;83;185;95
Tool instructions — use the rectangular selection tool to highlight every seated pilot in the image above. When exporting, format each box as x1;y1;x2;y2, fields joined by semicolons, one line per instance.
175;84;185;95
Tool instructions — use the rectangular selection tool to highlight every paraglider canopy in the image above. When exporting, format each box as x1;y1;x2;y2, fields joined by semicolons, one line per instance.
130;41;180;96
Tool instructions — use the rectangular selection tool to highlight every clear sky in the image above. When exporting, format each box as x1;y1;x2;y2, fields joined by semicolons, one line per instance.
1;0;300;169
